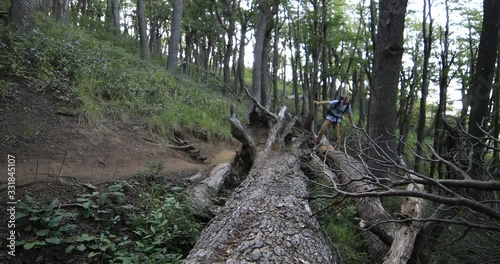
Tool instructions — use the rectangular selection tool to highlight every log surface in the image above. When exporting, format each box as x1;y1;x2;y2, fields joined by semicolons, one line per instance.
184;152;335;263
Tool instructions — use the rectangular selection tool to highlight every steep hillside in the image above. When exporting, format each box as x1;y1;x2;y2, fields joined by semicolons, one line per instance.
0;74;239;186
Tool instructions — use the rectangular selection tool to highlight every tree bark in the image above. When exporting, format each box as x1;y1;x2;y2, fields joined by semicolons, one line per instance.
317;145;394;260
415;0;433;174
167;0;184;73
9;0;41;29
137;0;150;61
184;107;334;263
53;0;70;24
368;0;409;174
383;183;425;264
184;162;232;219
184;152;334;263
468;0;500;179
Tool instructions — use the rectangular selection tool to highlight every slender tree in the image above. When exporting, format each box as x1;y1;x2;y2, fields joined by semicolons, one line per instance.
235;8;251;95
431;0;455;179
53;0;70;24
167;0;184;73
414;0;433;173
105;0;120;33
491;50;500;174
137;0;150;60
251;0;279;105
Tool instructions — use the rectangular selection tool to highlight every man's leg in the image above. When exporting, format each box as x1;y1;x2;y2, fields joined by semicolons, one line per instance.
333;122;341;145
316;119;332;145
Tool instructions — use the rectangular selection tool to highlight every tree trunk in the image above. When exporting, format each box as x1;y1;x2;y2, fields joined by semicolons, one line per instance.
53;0;70;24
236;15;248;95
9;0;41;29
137;0;149;61
184;153;334;263
468;0;500;179
252;0;279;106
368;0;409;174
167;0;184;73
184;107;334;263
414;0;432;173
317;145;394;260
105;0;120;34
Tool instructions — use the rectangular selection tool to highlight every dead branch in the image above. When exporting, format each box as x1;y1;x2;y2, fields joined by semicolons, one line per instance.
243;87;278;122
184;163;231;219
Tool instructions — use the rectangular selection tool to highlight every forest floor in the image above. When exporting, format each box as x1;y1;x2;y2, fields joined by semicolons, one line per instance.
0;76;240;262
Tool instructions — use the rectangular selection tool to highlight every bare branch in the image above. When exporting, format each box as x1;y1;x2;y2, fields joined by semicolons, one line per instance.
243;87;278;121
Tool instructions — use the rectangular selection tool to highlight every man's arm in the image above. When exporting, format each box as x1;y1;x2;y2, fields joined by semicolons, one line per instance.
313;101;331;106
347;114;358;128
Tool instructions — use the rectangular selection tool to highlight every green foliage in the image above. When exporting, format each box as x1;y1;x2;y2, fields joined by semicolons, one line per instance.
0;0;9;11
16;197;77;250
135;160;166;179
381;196;404;214
309;176;369;263
15;178;202;263
128;191;201;261
0;15;242;142
429;225;500;263
75;182;133;224
321;204;369;263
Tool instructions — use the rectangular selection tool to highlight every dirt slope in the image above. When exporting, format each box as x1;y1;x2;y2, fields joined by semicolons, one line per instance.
0;77;239;186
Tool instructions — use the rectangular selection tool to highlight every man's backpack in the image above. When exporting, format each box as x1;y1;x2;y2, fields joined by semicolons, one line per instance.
327;97;350;118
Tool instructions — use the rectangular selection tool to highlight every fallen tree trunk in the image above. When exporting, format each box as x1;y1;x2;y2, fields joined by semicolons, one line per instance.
184;153;334;263
316;145;429;262
317;145;394;259
184;107;334;263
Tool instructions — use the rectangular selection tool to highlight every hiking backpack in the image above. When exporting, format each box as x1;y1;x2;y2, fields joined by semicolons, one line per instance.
327;97;350;118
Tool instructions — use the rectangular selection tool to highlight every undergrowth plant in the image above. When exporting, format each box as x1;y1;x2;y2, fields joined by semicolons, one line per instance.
15;172;202;263
308;176;369;264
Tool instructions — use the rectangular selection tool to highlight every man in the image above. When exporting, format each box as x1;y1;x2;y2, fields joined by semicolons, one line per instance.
314;94;357;146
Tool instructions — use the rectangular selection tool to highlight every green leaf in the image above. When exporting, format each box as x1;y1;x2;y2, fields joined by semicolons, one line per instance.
87;244;98;250
36;229;50;236
76;233;96;242
23;242;36;250
82;210;91;218
46;237;63;244
48;199;60;209
77;201;91;209
65;245;75;253
100;244;111;251
88;251;99;258
23;241;46;250
76;197;89;203
76;244;86;251
59;224;76;232
108;184;123;192
48;215;64;227
83;183;97;190
15;211;30;220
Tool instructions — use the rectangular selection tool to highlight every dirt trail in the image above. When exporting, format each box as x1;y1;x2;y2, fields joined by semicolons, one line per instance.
0;77;239;186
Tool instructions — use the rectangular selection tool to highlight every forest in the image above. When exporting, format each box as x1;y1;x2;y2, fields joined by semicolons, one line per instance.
1;0;499;263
